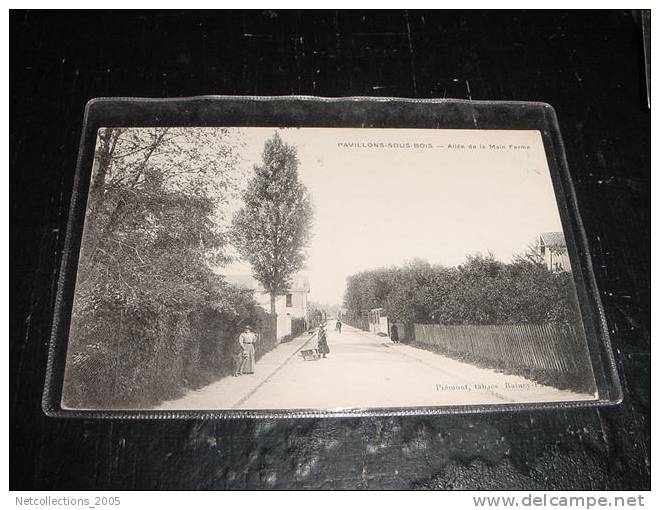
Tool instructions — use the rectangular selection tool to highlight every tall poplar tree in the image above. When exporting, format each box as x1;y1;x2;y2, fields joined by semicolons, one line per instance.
231;132;314;315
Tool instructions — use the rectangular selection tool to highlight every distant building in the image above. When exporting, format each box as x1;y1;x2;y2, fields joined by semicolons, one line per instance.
223;274;310;339
539;232;571;273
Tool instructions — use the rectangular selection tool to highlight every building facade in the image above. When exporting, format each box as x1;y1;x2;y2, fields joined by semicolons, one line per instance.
223;273;310;339
539;232;571;273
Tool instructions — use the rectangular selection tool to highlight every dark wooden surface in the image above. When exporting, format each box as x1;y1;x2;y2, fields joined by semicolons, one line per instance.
10;10;650;490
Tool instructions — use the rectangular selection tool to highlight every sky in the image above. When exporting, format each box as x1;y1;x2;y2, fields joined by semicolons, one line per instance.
220;127;565;306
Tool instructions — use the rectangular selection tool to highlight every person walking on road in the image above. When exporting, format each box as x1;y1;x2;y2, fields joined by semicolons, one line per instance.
390;323;399;344
335;319;342;334
237;324;257;374
317;324;330;359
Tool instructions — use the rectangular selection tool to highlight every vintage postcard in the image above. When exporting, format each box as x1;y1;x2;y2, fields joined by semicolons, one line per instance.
60;126;598;412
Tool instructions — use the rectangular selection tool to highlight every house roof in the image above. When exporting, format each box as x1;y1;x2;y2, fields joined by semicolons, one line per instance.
223;274;310;293
540;231;566;248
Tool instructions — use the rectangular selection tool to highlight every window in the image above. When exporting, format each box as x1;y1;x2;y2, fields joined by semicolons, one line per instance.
286;294;293;307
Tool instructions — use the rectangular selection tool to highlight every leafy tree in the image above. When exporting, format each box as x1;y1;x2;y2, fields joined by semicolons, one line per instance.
231;132;314;314
63;127;263;408
74;127;243;317
513;238;545;266
343;250;581;327
306;301;326;327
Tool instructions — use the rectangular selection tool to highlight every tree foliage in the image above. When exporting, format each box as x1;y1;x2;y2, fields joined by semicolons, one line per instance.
344;253;580;327
231;132;314;314
63;128;280;409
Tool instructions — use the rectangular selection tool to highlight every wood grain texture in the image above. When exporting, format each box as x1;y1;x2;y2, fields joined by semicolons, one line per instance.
10;10;650;490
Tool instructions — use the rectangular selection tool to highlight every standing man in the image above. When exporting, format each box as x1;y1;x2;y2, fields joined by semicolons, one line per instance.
335;318;342;334
238;324;257;375
390;323;399;344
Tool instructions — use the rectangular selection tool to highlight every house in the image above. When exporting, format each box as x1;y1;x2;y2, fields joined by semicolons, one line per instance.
223;273;310;339
539;232;571;273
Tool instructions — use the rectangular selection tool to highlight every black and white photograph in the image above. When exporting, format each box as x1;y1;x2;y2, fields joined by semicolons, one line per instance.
61;126;598;411
11;8;650;494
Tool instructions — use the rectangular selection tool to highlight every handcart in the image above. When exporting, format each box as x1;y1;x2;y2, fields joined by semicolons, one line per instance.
300;348;321;361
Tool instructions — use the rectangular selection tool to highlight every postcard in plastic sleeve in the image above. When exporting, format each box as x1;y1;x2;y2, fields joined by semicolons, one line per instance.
42;97;622;418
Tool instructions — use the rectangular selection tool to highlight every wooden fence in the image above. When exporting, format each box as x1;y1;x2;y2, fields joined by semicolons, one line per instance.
413;323;592;387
